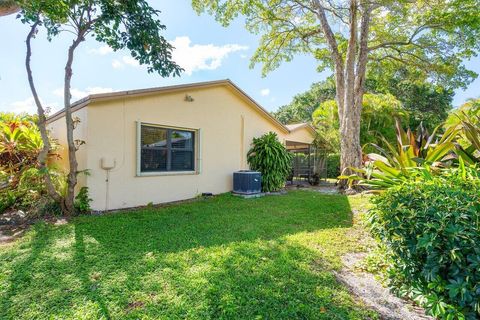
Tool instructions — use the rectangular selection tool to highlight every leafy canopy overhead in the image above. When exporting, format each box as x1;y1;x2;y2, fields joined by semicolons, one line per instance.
272;78;336;124
18;0;182;77
312;93;407;153
193;0;480;88
274;72;453;131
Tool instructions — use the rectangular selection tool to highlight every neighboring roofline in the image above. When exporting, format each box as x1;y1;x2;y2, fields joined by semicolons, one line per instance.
286;123;317;136
46;79;291;134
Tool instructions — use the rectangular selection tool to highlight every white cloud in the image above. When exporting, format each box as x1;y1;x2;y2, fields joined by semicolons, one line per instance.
169;36;248;75
260;88;270;96
112;59;123;69
88;45;114;55
111;55;140;69
107;37;248;74
53;87;114;101
122;56;140;67
6;97;59;114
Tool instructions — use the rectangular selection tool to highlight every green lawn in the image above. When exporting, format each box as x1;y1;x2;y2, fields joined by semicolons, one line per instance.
0;191;377;319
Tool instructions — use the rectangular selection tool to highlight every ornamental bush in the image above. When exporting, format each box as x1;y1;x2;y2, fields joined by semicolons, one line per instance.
326;153;340;178
247;132;292;192
367;170;480;319
0;112;63;216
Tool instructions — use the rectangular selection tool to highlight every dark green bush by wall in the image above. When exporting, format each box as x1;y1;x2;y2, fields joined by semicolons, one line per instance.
247;132;292;192
326;154;340;178
368;172;480;319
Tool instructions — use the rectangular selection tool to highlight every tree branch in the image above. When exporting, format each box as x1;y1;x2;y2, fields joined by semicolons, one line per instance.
368;23;440;52
312;0;346;117
62;27;87;214
354;1;372;116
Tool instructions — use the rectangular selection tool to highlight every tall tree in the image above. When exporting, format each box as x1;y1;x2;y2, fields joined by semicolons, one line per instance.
312;93;407;153
366;68;454;130
15;0;181;214
193;0;480;182
275;74;453;129
273;78;336;124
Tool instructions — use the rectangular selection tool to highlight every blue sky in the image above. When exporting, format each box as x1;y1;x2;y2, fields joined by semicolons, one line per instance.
0;1;479;115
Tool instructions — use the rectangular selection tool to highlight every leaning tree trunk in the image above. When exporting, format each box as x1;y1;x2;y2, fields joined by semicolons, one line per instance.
25;21;63;206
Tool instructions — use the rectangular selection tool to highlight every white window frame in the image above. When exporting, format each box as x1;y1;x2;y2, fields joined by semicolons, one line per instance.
136;121;201;177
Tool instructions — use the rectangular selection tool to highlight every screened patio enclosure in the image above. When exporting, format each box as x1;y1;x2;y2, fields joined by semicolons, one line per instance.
286;140;324;185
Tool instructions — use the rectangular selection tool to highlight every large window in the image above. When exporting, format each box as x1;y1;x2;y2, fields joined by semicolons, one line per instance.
140;124;195;173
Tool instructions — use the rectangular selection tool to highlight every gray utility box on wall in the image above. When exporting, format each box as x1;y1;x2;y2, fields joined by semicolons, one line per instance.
233;170;262;195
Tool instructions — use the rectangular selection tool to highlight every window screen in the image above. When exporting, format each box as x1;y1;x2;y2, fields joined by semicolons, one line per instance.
140;125;195;172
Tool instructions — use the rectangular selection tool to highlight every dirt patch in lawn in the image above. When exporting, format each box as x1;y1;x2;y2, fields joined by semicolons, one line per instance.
335;252;433;320
0;210;68;244
0;210;30;244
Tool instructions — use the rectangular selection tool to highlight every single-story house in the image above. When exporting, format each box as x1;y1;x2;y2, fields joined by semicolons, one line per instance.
47;79;316;211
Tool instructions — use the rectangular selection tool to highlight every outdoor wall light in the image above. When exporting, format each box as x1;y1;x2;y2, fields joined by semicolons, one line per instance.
184;94;194;102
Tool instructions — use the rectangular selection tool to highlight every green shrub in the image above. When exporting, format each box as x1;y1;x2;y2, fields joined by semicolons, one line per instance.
247;132;292;192
0;112;64;215
367;170;480;319
0;189;17;213
74;187;92;214
326;154;340;178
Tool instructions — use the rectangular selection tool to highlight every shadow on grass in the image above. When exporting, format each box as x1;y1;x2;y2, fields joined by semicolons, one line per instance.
0;191;374;319
76;192;354;255
0;223;53;319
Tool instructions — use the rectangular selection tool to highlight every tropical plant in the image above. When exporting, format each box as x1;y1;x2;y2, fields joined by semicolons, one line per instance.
247;132;292;192
74;187;92;214
313;93;407;154
367;169;480;319
445;99;480;164
0;113;43;184
446;98;480;128
344;119;458;190
0;113;63;215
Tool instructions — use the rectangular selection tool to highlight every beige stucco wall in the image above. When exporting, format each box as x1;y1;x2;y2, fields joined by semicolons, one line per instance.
49;85;314;211
286;127;316;145
47;108;88;190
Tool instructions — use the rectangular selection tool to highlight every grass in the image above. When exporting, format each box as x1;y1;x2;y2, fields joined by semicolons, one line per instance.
0;190;377;319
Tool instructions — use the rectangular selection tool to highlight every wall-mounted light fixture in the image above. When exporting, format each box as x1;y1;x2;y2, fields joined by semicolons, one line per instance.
184;94;194;102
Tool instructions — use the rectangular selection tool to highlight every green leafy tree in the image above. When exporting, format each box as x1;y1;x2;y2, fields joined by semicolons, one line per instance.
367;69;454;130
14;0;181;214
313;93;407;153
193;0;480;183
273;79;336;124
247;132;292;192
275;74;453;131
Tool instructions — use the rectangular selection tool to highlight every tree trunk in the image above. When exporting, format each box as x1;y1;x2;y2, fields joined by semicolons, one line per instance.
338;0;363;180
25;21;63;205
62;32;85;215
314;0;372;187
339;105;363;174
